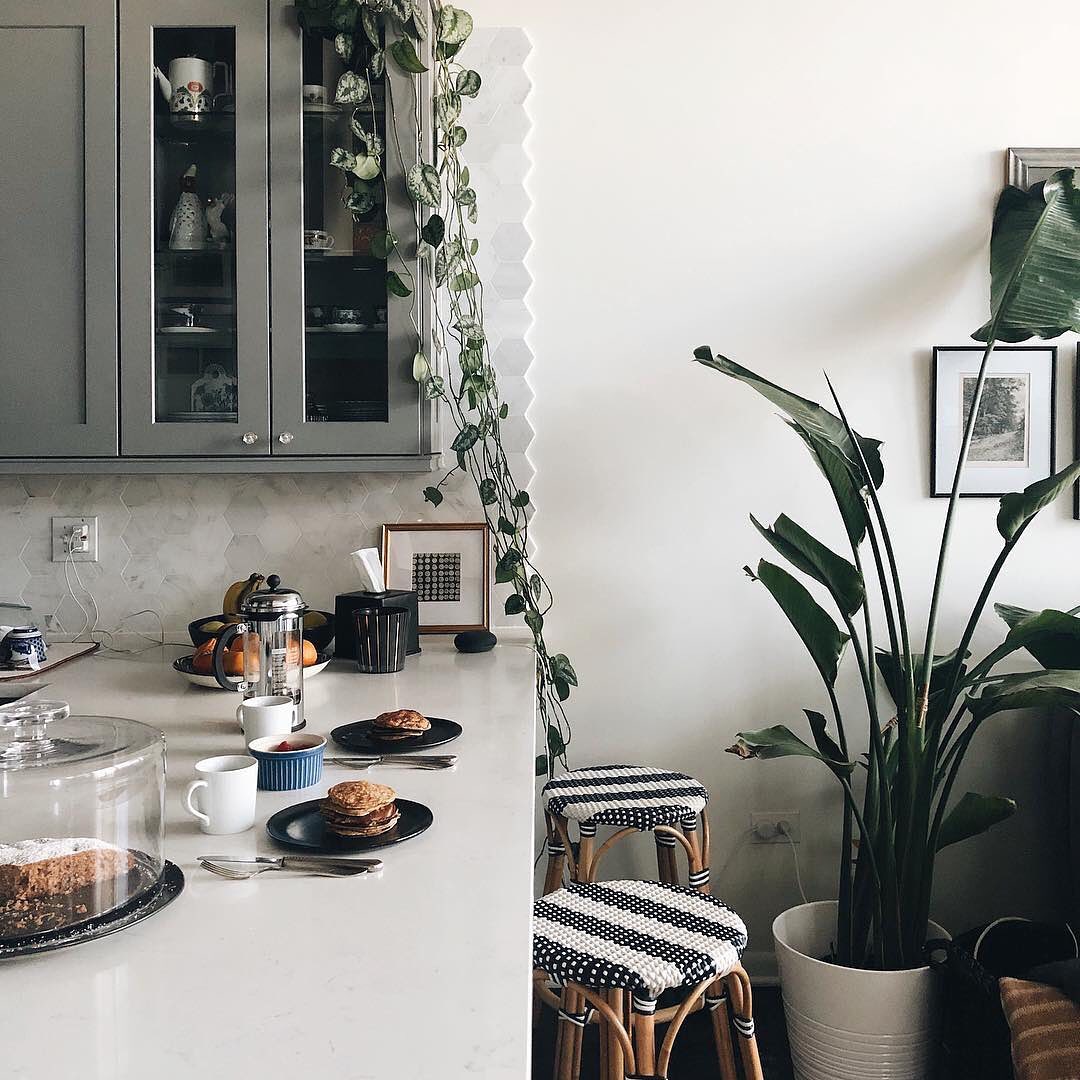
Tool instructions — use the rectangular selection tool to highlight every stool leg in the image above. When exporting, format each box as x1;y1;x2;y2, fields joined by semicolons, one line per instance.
654;833;677;884
707;980;739;1080
597;991;609;1080
576;824;596;884
726;966;764;1080
543;813;567;894
634;1008;657;1077
607;989;624;1080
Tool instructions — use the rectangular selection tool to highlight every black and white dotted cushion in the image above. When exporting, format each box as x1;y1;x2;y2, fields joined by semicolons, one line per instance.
542;764;709;830
532;880;747;1002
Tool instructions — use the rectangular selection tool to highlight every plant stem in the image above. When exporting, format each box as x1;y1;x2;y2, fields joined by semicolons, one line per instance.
918;341;997;724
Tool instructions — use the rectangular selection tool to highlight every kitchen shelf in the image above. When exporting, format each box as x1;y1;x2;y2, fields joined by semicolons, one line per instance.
155;330;236;348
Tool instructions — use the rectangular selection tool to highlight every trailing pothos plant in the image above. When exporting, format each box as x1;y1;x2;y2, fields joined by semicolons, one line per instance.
695;168;1080;970
294;0;575;777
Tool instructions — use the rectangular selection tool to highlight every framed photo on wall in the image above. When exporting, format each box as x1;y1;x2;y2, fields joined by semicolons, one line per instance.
382;522;490;633
931;346;1057;498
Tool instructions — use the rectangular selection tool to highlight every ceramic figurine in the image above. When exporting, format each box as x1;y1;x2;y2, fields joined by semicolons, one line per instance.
206;193;233;244
169;165;208;250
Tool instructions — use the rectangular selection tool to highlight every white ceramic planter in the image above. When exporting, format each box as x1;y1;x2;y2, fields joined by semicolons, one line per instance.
773;901;947;1080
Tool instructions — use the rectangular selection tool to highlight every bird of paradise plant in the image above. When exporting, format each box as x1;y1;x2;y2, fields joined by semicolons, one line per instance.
694;168;1080;970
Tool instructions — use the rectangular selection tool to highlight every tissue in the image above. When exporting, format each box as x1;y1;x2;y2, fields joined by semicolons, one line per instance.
350;548;386;593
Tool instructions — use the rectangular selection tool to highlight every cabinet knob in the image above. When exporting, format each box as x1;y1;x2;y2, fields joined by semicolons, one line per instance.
241;431;259;445
277;431;295;445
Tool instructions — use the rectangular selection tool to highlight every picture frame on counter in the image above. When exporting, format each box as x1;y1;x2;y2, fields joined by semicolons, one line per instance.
931;345;1056;498
381;522;490;633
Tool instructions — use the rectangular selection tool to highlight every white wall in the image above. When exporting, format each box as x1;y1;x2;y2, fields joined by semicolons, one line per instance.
468;0;1080;971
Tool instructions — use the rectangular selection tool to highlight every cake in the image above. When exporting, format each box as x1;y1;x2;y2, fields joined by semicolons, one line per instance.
0;838;140;940
371;708;430;741
321;781;400;837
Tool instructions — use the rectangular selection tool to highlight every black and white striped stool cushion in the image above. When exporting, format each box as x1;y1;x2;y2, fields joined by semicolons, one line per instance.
542;764;709;830
532;880;747;1000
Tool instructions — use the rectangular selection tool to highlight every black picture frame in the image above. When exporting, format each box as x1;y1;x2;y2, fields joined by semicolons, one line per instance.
930;345;1057;499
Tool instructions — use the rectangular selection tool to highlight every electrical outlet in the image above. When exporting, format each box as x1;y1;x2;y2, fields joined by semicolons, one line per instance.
751;811;801;844
52;517;98;563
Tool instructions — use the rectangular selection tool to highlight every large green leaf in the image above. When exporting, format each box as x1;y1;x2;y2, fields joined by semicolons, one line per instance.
978;609;1080;677
974;170;1080;343
694;350;884;489
936;792;1017;851
876;648;966;709
727;724;854;773
787;421;870;547
751;514;864;617
967;669;1080;720
997;460;1080;541
996;603;1080;669
804;709;847;767
753;561;850;686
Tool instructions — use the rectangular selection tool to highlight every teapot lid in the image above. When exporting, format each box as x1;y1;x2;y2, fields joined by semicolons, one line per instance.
241;574;307;617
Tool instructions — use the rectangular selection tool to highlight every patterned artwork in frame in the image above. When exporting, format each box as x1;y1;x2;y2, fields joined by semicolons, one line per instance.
382;523;490;633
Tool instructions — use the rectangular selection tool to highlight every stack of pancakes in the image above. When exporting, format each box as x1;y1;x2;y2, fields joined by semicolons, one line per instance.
372;708;431;741
321;781;400;838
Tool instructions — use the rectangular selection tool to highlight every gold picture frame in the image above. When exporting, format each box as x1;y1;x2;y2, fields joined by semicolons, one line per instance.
381;522;491;633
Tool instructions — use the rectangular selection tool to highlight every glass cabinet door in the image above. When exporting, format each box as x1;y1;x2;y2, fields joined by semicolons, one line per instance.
269;0;427;456
120;0;269;456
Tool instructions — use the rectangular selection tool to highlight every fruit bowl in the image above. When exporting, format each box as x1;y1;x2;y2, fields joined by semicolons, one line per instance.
188;611;336;652
173;652;332;689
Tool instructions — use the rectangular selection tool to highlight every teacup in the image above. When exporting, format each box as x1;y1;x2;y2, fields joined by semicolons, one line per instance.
330;306;364;326
304;229;335;251
183;755;257;835
238;694;298;744
0;626;47;670
302;83;329;105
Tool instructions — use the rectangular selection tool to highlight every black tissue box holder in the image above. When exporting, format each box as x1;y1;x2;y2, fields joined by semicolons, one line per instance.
334;590;421;659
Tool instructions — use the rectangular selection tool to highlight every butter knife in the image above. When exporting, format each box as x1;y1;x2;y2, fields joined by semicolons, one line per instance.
199;855;383;872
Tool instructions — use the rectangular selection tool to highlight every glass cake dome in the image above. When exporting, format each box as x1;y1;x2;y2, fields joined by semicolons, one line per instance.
0;700;166;943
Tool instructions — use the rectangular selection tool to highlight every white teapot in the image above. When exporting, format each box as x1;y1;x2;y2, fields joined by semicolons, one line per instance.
154;57;228;114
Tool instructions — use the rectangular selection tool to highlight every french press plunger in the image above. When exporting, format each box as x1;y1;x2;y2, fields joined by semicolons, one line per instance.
211;575;308;730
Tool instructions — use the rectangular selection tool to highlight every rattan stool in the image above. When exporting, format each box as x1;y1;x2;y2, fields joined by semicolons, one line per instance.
533;879;763;1080
541;765;711;894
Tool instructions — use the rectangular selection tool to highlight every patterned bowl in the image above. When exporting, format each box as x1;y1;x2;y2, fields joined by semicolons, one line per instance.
248;734;326;791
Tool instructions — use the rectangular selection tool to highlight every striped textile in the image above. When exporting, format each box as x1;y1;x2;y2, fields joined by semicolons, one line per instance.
542;764;709;830
532;880;747;1000
1000;977;1080;1080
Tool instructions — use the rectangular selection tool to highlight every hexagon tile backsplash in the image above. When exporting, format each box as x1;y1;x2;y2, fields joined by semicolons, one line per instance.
0;28;534;641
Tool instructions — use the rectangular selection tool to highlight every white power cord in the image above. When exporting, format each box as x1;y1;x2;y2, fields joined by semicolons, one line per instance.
777;821;809;905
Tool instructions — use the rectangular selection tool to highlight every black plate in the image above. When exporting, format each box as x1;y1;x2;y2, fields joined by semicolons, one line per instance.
266;798;433;852
331;716;462;753
0;861;185;959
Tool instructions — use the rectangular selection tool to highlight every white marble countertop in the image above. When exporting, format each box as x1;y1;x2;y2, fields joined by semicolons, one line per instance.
0;640;536;1080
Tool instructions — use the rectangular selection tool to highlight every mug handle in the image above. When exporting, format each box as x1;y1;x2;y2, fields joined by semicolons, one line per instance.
236;702;246;732
184;780;210;826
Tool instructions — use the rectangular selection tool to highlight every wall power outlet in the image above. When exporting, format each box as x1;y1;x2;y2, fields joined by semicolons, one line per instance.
751;811;801;844
51;517;98;563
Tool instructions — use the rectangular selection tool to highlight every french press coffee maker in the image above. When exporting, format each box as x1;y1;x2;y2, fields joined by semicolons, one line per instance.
211;575;308;730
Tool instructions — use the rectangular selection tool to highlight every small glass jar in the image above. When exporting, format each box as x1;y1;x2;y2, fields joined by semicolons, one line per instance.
0;700;166;942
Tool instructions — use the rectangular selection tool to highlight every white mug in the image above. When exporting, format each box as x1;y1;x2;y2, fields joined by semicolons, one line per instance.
238;694;297;743
184;755;257;835
302;83;328;104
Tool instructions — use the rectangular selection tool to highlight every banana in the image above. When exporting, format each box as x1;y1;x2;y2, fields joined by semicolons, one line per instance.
223;573;264;616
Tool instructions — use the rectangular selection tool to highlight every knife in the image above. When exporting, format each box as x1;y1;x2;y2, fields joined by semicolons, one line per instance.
199;855;383;871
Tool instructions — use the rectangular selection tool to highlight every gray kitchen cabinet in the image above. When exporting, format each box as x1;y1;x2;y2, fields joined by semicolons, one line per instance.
0;1;435;472
0;1;118;457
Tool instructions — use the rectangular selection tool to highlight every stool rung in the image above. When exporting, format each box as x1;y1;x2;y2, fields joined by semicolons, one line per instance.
557;1005;594;1028
654;832;678;848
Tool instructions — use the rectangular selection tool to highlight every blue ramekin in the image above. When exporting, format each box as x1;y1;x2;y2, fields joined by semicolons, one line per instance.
248;734;326;791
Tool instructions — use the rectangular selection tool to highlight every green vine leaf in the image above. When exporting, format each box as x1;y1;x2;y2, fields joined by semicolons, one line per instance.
436;92;462;129
456;70;482;97
361;7;380;47
389;36;428;74
459;348;482;374
467;203;478;225
386;270;412;297
546;725;565;759
451;424;480;453
452;314;484;345
352;153;381;180
505;594;527;616
334;71;369;104
449;125;467;147
424;374;445;400
423;486;443;507
535;754;549;777
456;187;477;207
370;231;396;260
437;5;474;45
525;611;544;636
498;515;516;536
436;40;463;61
449;270;479;293
345;185;378;215
412;350;430;383
369;49;385;78
495;547;525;584
408;0;428;38
406;163;442;207
479;478;498;504
421;214;445;247
334;33;353;61
549;654;579;687
511;490;530;508
529;574;543;601
498;403;509;420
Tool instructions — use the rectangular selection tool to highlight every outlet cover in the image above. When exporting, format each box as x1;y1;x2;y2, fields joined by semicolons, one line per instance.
52;517;98;563
751;811;801;844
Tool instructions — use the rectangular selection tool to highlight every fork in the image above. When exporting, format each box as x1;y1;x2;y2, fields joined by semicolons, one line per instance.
199;858;378;879
326;754;457;770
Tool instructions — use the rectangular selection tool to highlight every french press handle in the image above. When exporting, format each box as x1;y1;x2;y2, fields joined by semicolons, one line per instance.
211;622;249;692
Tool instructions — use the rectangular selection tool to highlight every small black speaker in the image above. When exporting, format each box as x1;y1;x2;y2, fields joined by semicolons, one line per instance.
334;590;421;659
